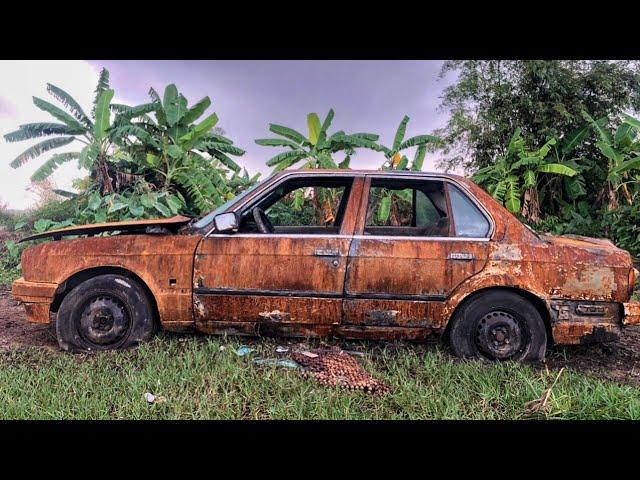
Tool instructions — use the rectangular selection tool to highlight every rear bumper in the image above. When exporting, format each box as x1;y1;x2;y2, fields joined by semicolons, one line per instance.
11;277;58;323
623;301;640;325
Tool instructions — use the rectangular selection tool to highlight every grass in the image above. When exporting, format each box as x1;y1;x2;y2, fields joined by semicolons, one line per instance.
2;334;640;420
0;265;20;288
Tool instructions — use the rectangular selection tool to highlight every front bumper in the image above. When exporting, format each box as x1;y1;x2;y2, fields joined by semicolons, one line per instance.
11;277;58;323
623;301;640;325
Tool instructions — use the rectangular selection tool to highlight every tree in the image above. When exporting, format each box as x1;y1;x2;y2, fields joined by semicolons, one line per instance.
255;109;380;171
3;68;144;195
437;61;640;174
436;60;640;218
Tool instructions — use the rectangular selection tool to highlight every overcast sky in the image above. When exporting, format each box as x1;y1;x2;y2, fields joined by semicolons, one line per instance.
0;60;454;209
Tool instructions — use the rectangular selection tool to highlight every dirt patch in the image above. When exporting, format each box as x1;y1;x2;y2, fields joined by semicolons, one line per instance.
546;327;640;385
2;286;640;386
0;288;57;352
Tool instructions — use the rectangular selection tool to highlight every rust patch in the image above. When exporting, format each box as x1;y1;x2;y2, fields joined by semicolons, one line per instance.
259;310;291;322
23;303;50;323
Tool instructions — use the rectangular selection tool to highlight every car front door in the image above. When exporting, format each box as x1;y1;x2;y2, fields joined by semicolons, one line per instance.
340;175;493;338
193;173;364;338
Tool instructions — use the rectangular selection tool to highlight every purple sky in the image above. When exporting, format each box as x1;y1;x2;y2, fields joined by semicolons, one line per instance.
1;60;454;209
90;60;452;174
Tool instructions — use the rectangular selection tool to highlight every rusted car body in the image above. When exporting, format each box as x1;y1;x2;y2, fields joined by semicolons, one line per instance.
12;170;640;359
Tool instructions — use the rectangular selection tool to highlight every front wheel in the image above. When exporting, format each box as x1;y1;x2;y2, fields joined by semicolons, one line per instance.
448;290;547;362
56;274;154;352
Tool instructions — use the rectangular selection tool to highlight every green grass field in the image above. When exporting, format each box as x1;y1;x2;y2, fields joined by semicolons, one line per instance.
2;335;639;420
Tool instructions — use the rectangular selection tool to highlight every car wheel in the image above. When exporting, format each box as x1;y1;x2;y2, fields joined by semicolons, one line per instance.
56;274;154;352
449;290;547;362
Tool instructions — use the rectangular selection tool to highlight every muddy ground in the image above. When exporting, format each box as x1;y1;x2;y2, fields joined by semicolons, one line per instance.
2;288;640;387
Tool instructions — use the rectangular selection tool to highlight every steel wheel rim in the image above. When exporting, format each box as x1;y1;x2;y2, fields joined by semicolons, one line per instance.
475;310;527;360
77;294;131;347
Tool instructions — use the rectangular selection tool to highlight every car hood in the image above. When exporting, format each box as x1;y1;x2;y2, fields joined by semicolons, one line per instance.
19;215;192;243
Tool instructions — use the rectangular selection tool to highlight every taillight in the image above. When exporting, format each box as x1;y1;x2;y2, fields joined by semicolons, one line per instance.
630;268;639;296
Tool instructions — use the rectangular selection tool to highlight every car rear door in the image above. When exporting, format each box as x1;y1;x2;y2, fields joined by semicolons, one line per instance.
340;174;492;337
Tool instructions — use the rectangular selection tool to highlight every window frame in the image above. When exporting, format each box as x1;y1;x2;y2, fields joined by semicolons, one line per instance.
357;174;494;240
233;174;359;236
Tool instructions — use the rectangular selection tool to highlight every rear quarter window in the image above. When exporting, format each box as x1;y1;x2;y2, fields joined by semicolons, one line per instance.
448;184;491;238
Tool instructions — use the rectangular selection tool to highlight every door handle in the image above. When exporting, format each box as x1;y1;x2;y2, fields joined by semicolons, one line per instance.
314;248;340;257
448;252;475;261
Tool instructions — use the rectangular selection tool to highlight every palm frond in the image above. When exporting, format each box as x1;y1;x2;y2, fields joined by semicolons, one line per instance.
10;137;75;168
255;138;301;149
46;83;92;128
32;97;85;130
4;123;84;142
181;97;211;125
111;103;157;125
202;141;245;156
31;152;80;182
210;150;241;172
92;68;110;118
399;134;440;150
266;150;307;168
393;116;410;151
268;124;308;145
412;145;427;171
350;133;379;142
53;189;78;199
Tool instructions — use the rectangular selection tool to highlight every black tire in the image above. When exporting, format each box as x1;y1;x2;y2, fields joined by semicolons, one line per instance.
449;290;547;362
56;274;154;352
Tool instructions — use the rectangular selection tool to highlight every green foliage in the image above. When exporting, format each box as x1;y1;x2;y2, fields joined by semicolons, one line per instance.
473;128;578;220
437;61;640;173
256;109;380;171
378;116;440;172
0;239;26;285
370;117;441;222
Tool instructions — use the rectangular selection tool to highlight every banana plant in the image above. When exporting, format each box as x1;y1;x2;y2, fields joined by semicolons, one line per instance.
3;68;135;195
117;84;249;214
256;109;380;223
473;128;577;221
581;111;640;210
255;109;380;171
374;116;441;224
378;116;441;171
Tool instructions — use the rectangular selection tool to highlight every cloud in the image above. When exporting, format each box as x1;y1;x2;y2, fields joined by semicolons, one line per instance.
0;96;17;117
0;61;100;209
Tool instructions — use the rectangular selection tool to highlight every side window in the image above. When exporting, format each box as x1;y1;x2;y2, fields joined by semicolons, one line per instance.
364;180;450;237
239;177;353;234
448;184;491;238
416;190;440;228
266;186;346;227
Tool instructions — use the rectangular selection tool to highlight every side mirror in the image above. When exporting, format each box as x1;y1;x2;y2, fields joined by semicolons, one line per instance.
213;212;239;233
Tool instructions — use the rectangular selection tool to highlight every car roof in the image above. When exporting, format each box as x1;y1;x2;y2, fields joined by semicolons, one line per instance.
271;169;468;181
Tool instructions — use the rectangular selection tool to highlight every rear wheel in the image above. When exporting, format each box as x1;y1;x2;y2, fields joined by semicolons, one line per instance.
56;274;154;352
449;290;547;362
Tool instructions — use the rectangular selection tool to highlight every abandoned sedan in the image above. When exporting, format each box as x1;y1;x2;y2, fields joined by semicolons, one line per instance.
12;170;640;361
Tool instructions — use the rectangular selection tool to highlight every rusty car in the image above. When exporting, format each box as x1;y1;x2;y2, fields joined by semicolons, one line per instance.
11;169;640;361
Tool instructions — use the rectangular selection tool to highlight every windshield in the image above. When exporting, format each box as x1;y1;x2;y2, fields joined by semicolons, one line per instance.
193;177;266;229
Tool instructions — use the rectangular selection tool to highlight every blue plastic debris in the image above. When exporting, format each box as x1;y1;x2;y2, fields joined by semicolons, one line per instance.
235;345;254;357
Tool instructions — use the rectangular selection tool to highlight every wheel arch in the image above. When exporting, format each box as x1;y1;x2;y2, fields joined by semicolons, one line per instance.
444;286;553;345
50;266;160;327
